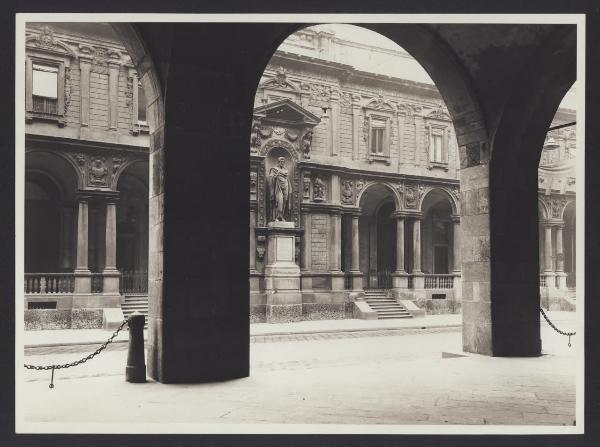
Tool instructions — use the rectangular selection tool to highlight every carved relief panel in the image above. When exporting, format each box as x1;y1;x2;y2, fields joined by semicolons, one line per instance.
341;179;355;205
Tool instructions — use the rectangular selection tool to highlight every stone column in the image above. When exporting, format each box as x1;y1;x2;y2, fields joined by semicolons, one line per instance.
396;217;405;273
412;215;424;289
74;198;91;293
555;223;566;288
391;214;408;290
544;223;553;271
79;59;91;127
543;222;556;288
451;215;461;273
108;62;120;130
102;199;121;294
300;212;312;291
329;212;342;272
328;210;344;291
450;214;462;301
351;214;360;272
349;213;363;291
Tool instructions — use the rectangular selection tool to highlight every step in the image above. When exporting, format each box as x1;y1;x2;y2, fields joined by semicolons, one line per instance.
369;306;408;311
378;314;413;319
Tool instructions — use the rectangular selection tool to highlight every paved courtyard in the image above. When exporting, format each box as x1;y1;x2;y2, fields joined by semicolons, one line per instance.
18;314;579;432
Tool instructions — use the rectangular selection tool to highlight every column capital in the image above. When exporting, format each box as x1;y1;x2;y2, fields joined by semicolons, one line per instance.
391;210;423;220
343;207;362;217
542;218;563;228
77;190;120;202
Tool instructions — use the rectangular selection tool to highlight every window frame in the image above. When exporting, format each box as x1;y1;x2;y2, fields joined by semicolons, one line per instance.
425;121;450;171
128;69;150;135
26;53;69;126
364;110;392;164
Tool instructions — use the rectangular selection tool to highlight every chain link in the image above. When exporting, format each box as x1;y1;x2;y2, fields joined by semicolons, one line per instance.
540;307;575;347
24;318;129;371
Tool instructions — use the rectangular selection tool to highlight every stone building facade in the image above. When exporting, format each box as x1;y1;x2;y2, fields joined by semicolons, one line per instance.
21;23;576;329
249;26;577;322
538;108;577;310
23;23;149;329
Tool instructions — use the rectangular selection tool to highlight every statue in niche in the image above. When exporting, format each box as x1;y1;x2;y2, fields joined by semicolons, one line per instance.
269;157;292;222
313;176;326;202
302;130;313;158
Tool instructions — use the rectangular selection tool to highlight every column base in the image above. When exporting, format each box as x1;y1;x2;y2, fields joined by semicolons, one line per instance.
348;270;364;292
555;272;567;289
73;269;92;293
544;271;557;289
412;272;425;289
330;270;345;291
392;271;409;288
102;268;121;294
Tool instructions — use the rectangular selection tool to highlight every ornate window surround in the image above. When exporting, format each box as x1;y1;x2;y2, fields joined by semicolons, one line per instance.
424;107;452;171
362;94;395;165
363;109;393;165
25;47;73;127
127;68;150;136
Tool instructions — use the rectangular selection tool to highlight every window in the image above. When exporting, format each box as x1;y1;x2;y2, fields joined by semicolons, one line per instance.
365;113;391;164
370;125;385;154
32;63;58;115
425;123;450;170
137;82;147;123
430;133;443;162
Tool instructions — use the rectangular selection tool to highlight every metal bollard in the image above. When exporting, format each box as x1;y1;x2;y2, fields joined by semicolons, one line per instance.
126;311;146;383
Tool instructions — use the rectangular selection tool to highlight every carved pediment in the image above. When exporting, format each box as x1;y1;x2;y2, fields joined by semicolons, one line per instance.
254;98;321;126
26;26;76;57
259;67;301;93
426;102;451;121
364;93;396;113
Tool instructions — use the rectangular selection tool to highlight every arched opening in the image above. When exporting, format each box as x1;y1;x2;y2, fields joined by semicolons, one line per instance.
25;151;79;275
358;184;398;289
116;161;149;295
421;191;454;275
249;22;477;327
25;171;63;273
537;86;577;309
102;21;578;384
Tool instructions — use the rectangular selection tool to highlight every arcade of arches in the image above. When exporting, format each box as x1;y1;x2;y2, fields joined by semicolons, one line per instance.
22;22;578;383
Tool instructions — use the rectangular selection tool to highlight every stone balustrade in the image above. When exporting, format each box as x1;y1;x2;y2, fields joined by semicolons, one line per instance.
24;273;75;294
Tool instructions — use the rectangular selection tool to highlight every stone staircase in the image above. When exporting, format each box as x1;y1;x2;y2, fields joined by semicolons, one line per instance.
364;289;413;319
566;287;576;301
121;295;149;328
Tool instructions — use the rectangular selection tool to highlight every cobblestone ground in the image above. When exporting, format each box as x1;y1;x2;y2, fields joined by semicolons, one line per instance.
20;323;577;428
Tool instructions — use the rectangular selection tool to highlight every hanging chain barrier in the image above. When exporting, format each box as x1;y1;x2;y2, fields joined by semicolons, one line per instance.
540;307;576;347
24;317;130;389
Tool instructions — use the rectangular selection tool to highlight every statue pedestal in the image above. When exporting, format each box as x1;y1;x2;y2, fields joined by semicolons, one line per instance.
264;221;302;323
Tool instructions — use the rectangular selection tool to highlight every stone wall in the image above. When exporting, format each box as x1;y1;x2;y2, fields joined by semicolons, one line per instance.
311;214;329;270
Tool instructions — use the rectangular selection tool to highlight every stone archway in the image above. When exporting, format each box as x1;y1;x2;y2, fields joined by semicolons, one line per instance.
358;183;399;289
109;21;578;383
486;27;576;356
